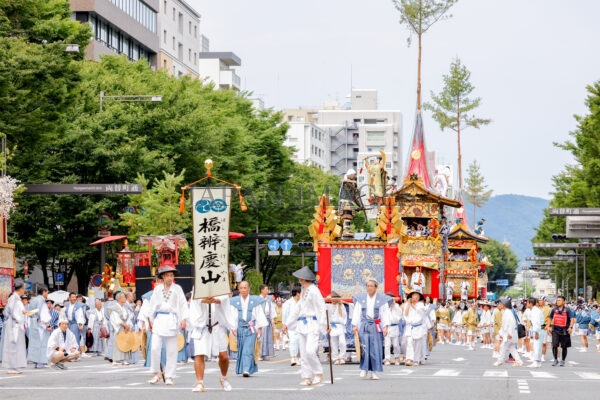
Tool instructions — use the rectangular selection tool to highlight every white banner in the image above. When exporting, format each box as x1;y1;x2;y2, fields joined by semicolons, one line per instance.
191;187;232;299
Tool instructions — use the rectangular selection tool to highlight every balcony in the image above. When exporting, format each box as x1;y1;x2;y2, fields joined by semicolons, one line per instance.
219;70;241;90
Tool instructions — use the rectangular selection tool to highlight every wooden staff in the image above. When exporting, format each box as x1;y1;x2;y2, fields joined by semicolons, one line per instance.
325;310;334;384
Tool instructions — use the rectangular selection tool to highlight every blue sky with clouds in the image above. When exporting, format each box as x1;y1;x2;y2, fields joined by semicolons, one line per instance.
191;0;600;199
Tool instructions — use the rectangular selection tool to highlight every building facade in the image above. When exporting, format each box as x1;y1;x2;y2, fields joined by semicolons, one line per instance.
70;0;160;67
283;122;328;170
198;52;242;90
157;0;201;77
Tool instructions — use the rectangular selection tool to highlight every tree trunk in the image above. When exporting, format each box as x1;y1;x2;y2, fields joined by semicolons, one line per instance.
457;95;462;189
473;205;476;232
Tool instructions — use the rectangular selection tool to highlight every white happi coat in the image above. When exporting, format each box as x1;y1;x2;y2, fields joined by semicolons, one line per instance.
387;303;403;338
46;328;79;360
500;308;518;344
326;302;347;337
446;281;455;298
1;293;26;370
285;285;326;335
411;273;426;294
404;302;427;340
460;281;470;299
148;283;188;337
188;295;235;356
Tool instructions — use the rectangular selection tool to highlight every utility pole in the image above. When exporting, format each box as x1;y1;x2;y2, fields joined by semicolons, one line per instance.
583;251;587;301
575;252;579;300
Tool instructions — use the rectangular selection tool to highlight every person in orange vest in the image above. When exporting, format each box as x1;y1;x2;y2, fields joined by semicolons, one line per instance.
548;295;575;367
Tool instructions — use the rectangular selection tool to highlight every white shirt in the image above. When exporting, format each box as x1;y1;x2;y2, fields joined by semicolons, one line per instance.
388;304;403;338
460;282;470;297
66;302;85;325
530;306;544;332
500;308;518;343
46;328;78;360
87;307;105;329
232;295;268;330
148;283;188;337
411;273;426;292
403;302;427;339
351;295;391;328
189;295;235;339
282;297;299;331
285;284;326;335
327;302;347;336
452;310;464;325
109;302;131;332
260;295;274;322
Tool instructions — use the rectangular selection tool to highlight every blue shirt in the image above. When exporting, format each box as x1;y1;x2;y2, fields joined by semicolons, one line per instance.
576;310;591;328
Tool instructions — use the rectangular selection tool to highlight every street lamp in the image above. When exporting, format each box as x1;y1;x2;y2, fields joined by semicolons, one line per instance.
99;91;163;112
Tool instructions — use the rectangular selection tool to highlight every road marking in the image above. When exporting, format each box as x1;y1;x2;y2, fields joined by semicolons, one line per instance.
452;357;466;362
270;357;292;364
126;382;144;386
517;379;530;394
529;371;555;379
567;361;579;366
386;370;414;376
433;369;460;377
575;372;600;380
483;370;508;377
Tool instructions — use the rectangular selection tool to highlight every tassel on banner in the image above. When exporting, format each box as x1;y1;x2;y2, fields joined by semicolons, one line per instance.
179;188;187;213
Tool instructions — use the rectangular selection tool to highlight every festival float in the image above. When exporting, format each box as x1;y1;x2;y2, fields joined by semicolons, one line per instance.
309;113;461;300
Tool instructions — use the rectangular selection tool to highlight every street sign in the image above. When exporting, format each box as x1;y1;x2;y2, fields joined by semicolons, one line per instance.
246;232;294;239
268;251;280;256
532;242;600;249
91;274;103;287
54;272;64;284
281;239;292;255
526;256;582;261
530;264;554;270
496;279;509;287
25;281;32;291
98;212;113;231
98;230;110;238
24;183;142;195
566;216;600;239
549;208;600;216
268;239;280;251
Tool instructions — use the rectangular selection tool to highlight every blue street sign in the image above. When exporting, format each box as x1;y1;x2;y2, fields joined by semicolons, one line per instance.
25;281;32;291
280;239;292;251
55;272;64;284
268;239;280;251
496;279;509;287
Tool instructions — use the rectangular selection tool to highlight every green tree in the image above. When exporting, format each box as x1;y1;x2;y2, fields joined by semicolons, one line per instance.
119;171;191;243
532;81;600;299
464;160;492;230
480;239;519;294
424;58;491;187
392;0;457;111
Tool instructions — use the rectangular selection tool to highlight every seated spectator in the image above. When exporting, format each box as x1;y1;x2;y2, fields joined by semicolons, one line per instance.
47;317;80;369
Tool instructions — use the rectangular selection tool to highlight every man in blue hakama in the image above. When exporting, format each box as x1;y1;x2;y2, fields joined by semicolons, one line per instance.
64;293;86;358
230;281;267;377
27;286;51;368
352;280;390;380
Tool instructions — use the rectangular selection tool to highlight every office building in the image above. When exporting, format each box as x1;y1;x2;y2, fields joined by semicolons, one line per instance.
70;0;160;67
198;52;242;90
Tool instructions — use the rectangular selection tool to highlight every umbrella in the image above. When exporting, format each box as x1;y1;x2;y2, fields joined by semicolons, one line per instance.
47;290;69;305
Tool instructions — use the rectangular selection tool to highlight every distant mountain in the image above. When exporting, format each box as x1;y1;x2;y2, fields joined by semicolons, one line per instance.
469;194;550;263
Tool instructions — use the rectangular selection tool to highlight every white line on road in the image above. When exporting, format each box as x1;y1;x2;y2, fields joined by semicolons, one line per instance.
517;379;530;394
126;382;144;386
452;357;466;362
529;371;555;379
483;370;508;377
575;372;600;380
433;369;461;377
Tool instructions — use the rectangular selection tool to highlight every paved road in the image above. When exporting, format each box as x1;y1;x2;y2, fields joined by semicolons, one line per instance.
2;341;599;400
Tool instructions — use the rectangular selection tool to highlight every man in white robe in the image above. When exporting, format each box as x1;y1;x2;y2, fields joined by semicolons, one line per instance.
284;267;327;386
147;266;188;386
404;290;428;366
460;280;470;301
494;298;523;366
47;317;80;369
27;286;51;368
189;293;236;392
282;287;301;366
385;293;404;365
1;280;27;374
327;291;347;365
87;299;106;355
109;292;133;366
411;267;426;294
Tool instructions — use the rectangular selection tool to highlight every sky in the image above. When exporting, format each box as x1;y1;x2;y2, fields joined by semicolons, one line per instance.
190;0;600;199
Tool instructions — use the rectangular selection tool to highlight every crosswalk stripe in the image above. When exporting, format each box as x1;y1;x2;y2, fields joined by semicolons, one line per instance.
483;370;508;377
433;369;461;377
529;371;555;379
575;372;600;380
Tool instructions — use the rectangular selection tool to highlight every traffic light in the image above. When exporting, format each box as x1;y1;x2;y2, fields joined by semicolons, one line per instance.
552;233;567;241
297;242;313;247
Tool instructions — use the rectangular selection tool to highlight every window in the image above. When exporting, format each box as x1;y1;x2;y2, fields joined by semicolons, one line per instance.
385;162;392;169
367;131;385;142
189;21;192;34
164;0;167;14
172;7;175;21
163;29;167;43
178;13;183;34
367;146;384;153
172;36;175;50
194;52;197;65
288;116;293;122
194;25;197;38
188;48;191;62
163;59;167;69
353;148;359;153
178;42;183;60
